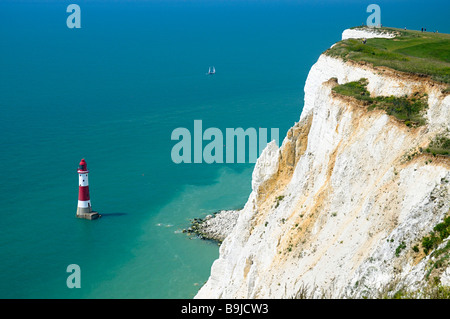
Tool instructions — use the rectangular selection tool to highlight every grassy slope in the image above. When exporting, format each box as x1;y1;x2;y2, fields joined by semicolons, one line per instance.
332;78;428;126
325;27;450;84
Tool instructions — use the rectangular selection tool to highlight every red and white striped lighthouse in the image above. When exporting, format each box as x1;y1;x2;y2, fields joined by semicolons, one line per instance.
76;158;99;220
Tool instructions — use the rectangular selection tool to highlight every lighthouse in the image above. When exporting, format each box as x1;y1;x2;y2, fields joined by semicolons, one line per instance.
76;158;100;220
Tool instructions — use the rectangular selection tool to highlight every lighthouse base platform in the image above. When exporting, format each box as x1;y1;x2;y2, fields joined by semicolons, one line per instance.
77;211;101;220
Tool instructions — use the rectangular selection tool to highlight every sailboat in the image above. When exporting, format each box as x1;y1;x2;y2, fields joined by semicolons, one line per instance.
207;66;216;75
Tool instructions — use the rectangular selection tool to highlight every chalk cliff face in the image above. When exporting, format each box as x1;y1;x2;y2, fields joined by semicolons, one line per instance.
195;29;450;299
341;27;396;40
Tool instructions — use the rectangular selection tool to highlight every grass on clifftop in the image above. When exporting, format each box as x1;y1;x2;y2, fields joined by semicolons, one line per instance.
325;27;450;85
332;78;428;126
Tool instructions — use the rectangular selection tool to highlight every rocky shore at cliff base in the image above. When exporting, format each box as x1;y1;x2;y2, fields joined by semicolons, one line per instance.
183;210;240;243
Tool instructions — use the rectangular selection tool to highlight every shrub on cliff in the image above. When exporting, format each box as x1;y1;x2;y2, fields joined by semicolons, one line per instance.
426;133;450;156
421;214;450;255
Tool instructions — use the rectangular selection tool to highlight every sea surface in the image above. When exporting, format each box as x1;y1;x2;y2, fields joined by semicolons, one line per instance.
0;0;448;298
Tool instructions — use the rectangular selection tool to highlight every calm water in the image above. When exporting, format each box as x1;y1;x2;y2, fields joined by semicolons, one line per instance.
0;0;448;298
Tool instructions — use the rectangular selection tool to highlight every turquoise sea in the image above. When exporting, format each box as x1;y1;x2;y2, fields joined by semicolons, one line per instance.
0;0;448;298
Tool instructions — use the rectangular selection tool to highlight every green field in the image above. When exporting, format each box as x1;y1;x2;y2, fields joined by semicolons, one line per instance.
325;27;450;85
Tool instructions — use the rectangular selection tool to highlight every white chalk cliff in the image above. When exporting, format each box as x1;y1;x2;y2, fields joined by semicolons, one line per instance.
341;27;396;40
195;28;450;299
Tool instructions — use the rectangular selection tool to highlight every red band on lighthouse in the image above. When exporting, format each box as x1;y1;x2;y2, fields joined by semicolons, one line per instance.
78;186;90;201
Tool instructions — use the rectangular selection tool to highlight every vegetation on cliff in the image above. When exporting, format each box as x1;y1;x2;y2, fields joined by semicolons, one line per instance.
426;132;450;156
325;27;450;86
332;78;428;126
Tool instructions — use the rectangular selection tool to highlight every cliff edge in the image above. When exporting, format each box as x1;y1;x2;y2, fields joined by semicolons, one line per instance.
195;27;450;299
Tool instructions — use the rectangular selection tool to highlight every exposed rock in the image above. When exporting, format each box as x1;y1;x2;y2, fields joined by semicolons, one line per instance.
341;27;397;40
185;210;240;243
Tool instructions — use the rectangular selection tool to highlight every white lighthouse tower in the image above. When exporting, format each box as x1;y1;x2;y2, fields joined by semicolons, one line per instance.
76;158;100;220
